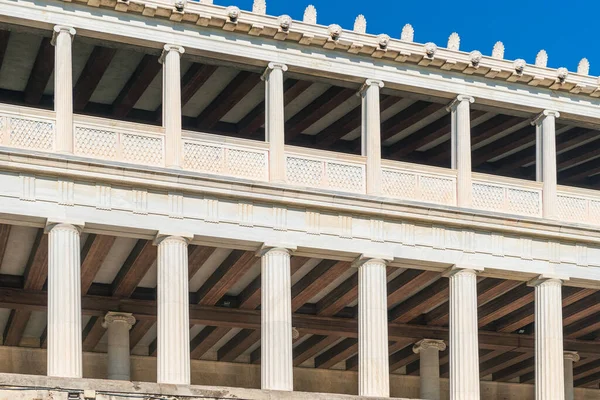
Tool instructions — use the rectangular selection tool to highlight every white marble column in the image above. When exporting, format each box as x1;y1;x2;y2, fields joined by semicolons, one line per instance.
413;339;446;400
263;62;288;184
103;312;136;381
449;95;474;208
160;44;185;168
534;110;560;219
46;221;82;378
564;351;579;400
358;257;389;397
360;79;384;196
52;25;76;154
155;234;191;384
447;266;480;400
532;276;565;400
260;246;293;391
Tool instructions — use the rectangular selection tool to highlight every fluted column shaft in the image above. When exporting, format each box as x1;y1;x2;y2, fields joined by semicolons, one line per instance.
358;258;389;397
156;235;190;384
564;351;579;400
535;110;560;219
261;247;293;391
264;63;288;184
448;267;480;400
534;277;565;400
103;312;136;381
161;44;185;168
449;95;474;208
360;79;384;196
413;339;446;400
52;26;76;153
47;222;82;378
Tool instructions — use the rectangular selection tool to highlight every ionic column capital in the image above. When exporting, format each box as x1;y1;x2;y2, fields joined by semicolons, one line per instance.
102;312;136;329
262;62;288;80
532;109;560;125
447;94;474;111
153;232;193;246
159;44;185;63
413;339;447;354
358;79;384;95
564;351;580;363
51;25;76;45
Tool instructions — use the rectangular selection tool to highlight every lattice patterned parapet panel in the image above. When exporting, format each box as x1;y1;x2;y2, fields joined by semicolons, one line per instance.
286;154;366;194
382;168;456;206
472;181;542;217
558;193;600;225
4;116;55;151
74;123;164;167
183;140;268;181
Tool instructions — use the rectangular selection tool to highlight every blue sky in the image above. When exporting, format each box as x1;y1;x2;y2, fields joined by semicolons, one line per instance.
210;0;596;75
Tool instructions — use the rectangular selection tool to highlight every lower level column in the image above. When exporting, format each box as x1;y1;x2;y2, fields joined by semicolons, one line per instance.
155;234;191;384
103;312;136;380
448;266;480;400
564;351;579;400
533;276;565;400
261;246;293;391
413;339;446;400
358;257;389;397
46;222;82;378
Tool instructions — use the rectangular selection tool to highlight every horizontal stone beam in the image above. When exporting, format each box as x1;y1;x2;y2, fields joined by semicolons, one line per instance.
0;287;597;356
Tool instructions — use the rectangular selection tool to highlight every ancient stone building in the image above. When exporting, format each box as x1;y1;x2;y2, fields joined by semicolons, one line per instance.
0;0;598;399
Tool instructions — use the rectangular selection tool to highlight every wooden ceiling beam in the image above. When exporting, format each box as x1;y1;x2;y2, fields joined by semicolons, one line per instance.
81;234;116;295
387;270;440;308
492;357;534;382
479;351;532;378
389;344;420;372
74;46;117;111
386;114;451;158
380;101;444;142
347;339;415;372
112;54;161;119
293;335;338;366
389;279;449;323
564;312;600;339
291;260;350;312
190;326;231;359
314;338;357;369
196;71;262;130
478;285;533;328
574;358;600;381
575;370;600;388
237;79;312;137
195;250;256;306
0;31;9;71
285;86;355;141
82;316;106;352
472;125;535;167
559;156;600;183
24;37;54;105
563;292;600;326
425;278;522;327
111;240;156;298
181;64;218;107
187;245;216;281
129;319;154;350
217;328;260;362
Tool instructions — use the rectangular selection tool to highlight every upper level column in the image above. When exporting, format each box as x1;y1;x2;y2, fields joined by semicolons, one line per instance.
413;339;446;400
154;233;192;384
359;79;384;196
52;25;76;154
160;44;185;168
260;244;296;391
263;62;288;184
46;220;83;378
103;312;136;381
534;110;560;219
357;255;390;397
448;95;474;208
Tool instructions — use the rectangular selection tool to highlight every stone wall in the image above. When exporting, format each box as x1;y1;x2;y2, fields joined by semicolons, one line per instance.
0;346;597;399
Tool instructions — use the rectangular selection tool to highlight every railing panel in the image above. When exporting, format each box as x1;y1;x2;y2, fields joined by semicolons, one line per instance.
74;117;165;167
382;162;456;206
0;105;55;152
472;174;542;217
183;135;268;181
557;187;600;225
285;149;366;194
